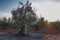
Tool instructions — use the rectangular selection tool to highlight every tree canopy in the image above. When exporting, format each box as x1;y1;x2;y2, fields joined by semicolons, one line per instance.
11;1;37;32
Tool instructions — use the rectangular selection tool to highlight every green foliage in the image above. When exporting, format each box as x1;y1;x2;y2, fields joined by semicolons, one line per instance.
36;17;44;28
0;17;13;29
11;1;37;30
31;17;45;31
39;17;44;28
0;17;8;29
53;21;60;29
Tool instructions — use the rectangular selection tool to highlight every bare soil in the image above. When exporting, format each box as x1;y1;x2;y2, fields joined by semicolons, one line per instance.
39;27;60;35
0;28;16;34
42;34;60;40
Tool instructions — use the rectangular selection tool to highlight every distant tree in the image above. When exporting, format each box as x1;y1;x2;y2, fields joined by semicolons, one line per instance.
32;17;44;31
7;17;13;28
0;18;3;27
0;17;8;29
37;17;44;28
53;20;60;29
0;17;13;29
11;1;36;35
44;20;48;27
2;17;7;22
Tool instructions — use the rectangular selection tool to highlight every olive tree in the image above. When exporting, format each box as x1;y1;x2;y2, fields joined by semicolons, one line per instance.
11;1;36;35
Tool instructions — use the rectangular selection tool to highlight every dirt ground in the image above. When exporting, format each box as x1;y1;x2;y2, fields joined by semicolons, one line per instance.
41;27;60;40
0;28;60;40
0;28;16;34
39;27;60;35
42;34;60;40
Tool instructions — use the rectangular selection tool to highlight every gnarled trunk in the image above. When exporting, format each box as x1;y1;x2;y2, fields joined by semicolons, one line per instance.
15;28;26;37
24;24;28;35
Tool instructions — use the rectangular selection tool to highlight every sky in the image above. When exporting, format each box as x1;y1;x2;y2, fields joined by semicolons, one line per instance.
0;0;60;22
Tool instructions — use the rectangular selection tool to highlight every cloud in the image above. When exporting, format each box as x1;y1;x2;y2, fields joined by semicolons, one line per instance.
32;1;60;22
51;0;60;3
29;0;60;2
0;11;12;18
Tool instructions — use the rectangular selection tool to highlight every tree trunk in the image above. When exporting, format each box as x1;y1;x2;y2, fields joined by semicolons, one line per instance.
15;28;26;37
15;25;28;36
24;24;28;35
